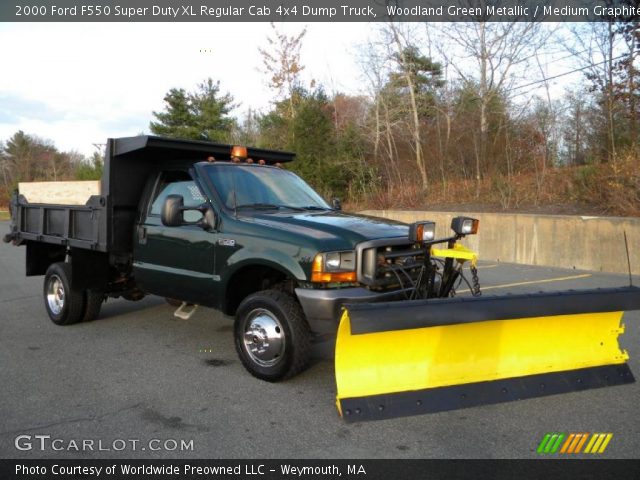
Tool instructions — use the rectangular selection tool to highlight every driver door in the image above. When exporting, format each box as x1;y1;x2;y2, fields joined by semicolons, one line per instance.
133;170;217;304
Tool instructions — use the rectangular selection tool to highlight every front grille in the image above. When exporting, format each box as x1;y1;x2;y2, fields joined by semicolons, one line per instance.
358;239;425;291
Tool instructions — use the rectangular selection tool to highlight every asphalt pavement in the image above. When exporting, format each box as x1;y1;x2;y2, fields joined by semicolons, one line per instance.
0;220;638;459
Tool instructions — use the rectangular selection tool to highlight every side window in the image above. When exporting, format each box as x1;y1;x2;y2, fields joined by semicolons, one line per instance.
149;171;206;222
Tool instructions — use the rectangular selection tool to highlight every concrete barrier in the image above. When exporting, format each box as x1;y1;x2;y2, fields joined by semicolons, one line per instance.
359;210;640;275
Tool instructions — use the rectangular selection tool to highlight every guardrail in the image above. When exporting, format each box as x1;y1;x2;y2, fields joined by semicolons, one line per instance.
359;210;640;275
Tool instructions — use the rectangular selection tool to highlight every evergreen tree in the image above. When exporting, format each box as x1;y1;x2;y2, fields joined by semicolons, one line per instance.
74;152;104;180
388;46;444;117
149;88;198;139
191;78;236;142
149;79;236;142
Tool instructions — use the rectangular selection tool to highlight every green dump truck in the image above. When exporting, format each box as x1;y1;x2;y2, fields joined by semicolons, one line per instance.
5;135;639;422
3;136;444;381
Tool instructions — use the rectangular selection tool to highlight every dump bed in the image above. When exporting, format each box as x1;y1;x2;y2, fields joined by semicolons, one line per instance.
4;135;294;255
8;185;107;250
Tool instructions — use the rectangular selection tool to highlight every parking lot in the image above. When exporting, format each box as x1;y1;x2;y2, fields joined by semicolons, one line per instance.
0;220;638;459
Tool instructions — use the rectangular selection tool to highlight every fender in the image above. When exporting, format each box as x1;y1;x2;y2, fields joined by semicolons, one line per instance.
219;250;311;314
222;246;310;283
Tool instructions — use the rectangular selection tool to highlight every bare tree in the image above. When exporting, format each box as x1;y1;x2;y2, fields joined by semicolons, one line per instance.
559;88;597;166
440;21;548;197
565;22;623;162
621;24;639;148
357;40;404;191
385;22;429;191
258;23;307;121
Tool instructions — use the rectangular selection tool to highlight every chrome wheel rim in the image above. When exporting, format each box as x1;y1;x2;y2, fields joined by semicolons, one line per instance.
46;274;65;315
242;308;285;367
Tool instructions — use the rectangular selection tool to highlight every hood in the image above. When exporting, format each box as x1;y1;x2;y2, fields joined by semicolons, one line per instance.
245;210;409;247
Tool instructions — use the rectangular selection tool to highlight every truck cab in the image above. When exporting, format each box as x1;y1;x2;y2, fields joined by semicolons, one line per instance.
133;152;419;380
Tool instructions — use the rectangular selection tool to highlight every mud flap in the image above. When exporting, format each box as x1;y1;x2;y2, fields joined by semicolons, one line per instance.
335;287;640;422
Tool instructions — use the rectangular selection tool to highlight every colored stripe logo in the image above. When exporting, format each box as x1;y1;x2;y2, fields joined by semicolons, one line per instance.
537;433;613;454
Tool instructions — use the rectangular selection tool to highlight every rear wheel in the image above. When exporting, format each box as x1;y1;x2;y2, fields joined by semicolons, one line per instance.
82;290;104;322
234;290;311;381
43;263;85;326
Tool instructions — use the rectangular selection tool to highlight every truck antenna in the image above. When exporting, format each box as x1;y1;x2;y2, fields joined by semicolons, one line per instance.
233;189;238;219
232;172;238;219
624;230;633;287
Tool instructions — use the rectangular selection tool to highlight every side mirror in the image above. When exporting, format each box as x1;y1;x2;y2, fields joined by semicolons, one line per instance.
161;194;217;231
332;198;342;211
161;194;184;227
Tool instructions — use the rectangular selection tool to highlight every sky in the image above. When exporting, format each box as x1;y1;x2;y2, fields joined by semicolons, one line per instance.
0;22;586;157
0;22;373;155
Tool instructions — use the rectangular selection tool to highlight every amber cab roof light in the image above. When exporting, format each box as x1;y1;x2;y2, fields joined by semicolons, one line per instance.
231;145;248;159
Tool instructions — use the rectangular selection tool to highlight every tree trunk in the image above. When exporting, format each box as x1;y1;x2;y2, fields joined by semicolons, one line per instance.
390;24;428;191
373;95;381;162
477;22;488;200
628;37;637;149
382;100;403;189
607;21;617;162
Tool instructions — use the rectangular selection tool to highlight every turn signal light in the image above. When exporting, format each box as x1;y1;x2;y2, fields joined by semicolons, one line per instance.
311;254;357;283
311;271;357;283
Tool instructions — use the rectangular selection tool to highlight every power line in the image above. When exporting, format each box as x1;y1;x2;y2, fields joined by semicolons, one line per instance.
509;53;628;93
539;47;596;67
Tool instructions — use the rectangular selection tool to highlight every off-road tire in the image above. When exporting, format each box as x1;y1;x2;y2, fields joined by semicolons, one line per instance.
234;289;311;382
43;262;86;326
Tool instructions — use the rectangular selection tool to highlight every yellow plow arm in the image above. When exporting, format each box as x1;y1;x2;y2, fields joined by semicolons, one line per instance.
431;243;478;267
335;287;640;422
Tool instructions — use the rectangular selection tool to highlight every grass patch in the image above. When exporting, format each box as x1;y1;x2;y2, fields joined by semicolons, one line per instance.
0;211;10;221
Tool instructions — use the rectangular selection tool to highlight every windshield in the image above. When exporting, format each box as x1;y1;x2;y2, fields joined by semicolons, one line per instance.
203;164;331;211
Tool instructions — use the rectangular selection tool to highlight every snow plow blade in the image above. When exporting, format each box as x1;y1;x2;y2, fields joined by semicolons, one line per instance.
335;287;640;422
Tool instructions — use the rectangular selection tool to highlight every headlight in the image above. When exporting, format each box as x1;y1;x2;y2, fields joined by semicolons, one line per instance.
409;221;436;243
451;216;479;235
312;251;356;283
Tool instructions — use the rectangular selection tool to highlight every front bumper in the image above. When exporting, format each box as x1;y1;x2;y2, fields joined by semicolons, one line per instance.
295;286;408;336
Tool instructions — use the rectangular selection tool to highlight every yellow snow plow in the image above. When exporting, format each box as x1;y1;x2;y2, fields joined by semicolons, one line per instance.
334;218;640;422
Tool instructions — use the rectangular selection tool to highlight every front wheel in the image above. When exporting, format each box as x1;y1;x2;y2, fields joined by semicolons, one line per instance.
234;290;311;381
